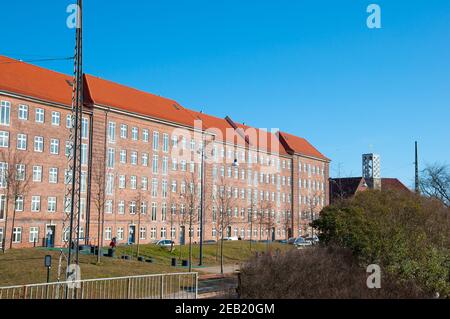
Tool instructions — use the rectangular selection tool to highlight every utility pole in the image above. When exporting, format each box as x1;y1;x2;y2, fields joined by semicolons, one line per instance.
415;141;420;194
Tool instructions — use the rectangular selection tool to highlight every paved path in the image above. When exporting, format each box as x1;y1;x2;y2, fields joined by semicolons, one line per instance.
200;264;240;275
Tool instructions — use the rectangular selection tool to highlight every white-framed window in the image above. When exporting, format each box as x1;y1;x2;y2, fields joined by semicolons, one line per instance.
18;104;28;120
160;227;167;239
81;144;88;165
34;136;44;152
0;131;9;148
35;108;44;123
16;133;27;150
119;175;126;189
49;167;58;184
48;197;57;213
108;121;116;142
107;148;115;168
106;173;114;195
117;227;124;240
50;139;59;155
120;150;126;163
139;227;147;240
29;227;39;243
0;101;11;126
141;177;148;191
172;158;178;171
140;201;148;215
162;180;168;198
161;203;167;221
162;157;168;175
0;195;5;219
131;127;138;141
143;129;149;142
129;201;137;214
15;195;24;211
154;132;160;151
81;171;87;193
12;227;22;243
142;153;148;167
120;124;128;139
162;134;170;153
150;227;156;240
105;200;113;214
118;200;125;214
51;111;60;126
105;227;112;241
81;118;89;139
32;166;42;182
16;164;25;181
152;155;159;174
31;196;41;212
130;176;137;190
131;151;138;165
151;178;158;197
171;135;178;147
151;203;157;221
66;114;72;128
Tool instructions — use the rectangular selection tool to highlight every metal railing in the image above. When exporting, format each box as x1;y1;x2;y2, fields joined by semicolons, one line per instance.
0;272;198;300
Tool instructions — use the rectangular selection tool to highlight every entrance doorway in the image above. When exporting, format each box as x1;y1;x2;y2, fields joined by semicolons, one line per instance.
179;226;186;245
128;225;136;244
46;225;56;248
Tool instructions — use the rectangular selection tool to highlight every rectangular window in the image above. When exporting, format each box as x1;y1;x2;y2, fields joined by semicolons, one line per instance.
163;134;169;152
131;151;138;165
0;101;11;126
81;144;88;165
16;164;26;183
107;148;115;168
129;201;136;214
35;108;44;123
81;118;89;139
0;195;6;219
118;200;125;214
132;127;138;141
151;203;157;221
142;153;148;167
32;166;42;182
105;227;112;241
120;124;128;139
119;175;126;189
152;155;159;174
143;129;149;142
66;114;72;128
48;197;57;213
105;200;113;214
120;150;126;164
29;227;39;243
34;136;44;152
117;227;124;240
108;122;116;142
17;134;27;150
18;104;28;120
151;178;158;197
49;167;58;184
130;176;137;190
141;177;148;191
106;174;114;195
162;157;168;175
31;196;41;212
12;227;22;243
0;131;9;148
154;132;160;151
15;195;24;211
51;111;60;126
50;139;59;155
140;227;146;240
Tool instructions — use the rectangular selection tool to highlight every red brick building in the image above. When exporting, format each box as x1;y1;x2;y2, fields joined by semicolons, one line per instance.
0;56;330;249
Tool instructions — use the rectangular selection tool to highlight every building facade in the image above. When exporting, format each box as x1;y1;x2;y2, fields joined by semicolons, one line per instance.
0;56;330;249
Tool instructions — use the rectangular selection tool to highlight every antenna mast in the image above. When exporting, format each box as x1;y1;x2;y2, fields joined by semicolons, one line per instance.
415;141;420;194
58;0;84;287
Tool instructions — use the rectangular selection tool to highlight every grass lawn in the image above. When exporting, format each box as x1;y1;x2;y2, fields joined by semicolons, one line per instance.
0;241;291;286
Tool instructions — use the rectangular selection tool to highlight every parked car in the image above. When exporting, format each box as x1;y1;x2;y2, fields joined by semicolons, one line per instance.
155;239;175;247
305;235;319;244
294;237;312;248
287;237;296;245
223;236;239;241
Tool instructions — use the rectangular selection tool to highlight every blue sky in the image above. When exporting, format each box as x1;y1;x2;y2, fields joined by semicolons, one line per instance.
1;0;449;188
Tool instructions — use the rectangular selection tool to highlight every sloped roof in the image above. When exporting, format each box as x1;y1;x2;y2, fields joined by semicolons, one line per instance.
329;177;368;201
0;55;73;106
277;131;329;161
84;74;196;127
381;178;410;192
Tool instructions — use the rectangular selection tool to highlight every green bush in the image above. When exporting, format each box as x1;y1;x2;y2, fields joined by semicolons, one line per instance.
313;190;450;298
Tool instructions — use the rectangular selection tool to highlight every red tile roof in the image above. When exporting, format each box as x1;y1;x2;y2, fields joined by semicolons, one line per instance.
277;131;329;161
84;74;196;127
0;55;327;159
0;55;73;106
381;178;410;192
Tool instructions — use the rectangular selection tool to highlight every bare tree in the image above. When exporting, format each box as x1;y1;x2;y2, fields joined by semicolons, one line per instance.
0;150;31;252
177;172;200;272
91;152;108;263
133;189;149;258
247;193;258;251
214;177;236;274
420;164;450;207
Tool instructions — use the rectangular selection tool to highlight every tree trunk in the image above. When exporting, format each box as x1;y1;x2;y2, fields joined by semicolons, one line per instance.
9;206;17;250
1;196;10;253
